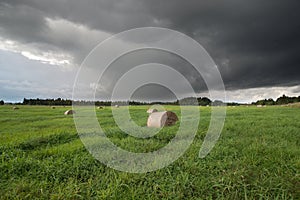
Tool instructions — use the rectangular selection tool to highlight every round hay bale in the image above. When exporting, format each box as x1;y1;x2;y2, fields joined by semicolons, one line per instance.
147;111;178;128
114;105;119;108
97;106;104;109
147;108;158;114
51;106;56;109
64;110;76;115
13;106;19;110
287;102;300;108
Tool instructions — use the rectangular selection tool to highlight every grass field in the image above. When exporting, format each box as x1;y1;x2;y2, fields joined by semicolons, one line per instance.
0;105;299;199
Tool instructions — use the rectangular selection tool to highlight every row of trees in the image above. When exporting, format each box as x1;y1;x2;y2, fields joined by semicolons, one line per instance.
173;97;212;106
252;95;300;105
1;95;299;106
23;98;72;106
20;97;214;106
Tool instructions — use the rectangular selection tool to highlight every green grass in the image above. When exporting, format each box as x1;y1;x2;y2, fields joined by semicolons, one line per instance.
0;105;299;199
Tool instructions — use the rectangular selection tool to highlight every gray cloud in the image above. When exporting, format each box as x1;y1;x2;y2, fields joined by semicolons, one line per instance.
0;50;76;102
0;0;299;101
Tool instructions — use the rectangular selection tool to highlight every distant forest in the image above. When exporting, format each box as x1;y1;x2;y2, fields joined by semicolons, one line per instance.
19;97;213;106
251;95;300;105
0;95;299;106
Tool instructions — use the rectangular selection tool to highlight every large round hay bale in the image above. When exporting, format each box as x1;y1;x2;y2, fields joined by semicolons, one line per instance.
147;108;158;114
13;106;19;110
97;106;104;109
114;105;119;108
64;110;76;115
147;111;178;128
287;102;300;108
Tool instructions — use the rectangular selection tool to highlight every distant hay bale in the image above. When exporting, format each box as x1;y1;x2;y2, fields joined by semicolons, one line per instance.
13;106;19;110
64;110;76;115
147;111;178;128
51;106;56;109
147;108;158;114
256;105;263;108
114;105;119;108
286;102;300;108
97;106;104;109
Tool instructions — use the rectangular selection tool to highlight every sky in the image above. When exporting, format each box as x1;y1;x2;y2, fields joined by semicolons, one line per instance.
0;0;300;103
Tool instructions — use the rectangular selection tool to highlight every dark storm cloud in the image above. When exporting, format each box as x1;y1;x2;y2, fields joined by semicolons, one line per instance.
1;0;300;91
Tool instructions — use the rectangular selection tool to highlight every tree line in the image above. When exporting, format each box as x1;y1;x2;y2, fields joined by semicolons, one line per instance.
252;95;300;105
19;97;213;106
0;95;299;106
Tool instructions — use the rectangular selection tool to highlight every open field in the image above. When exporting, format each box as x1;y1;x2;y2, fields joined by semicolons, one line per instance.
0;105;299;199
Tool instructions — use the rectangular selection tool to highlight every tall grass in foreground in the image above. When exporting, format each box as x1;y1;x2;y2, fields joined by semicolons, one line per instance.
0;105;299;199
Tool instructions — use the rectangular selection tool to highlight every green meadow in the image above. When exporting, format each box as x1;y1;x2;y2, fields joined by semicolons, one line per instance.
0;105;299;199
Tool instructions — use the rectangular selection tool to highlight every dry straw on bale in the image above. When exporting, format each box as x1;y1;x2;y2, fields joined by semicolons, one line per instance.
13;107;19;110
64;110;76;115
147;111;178;128
146;108;158;114
286;102;300;108
257;105;267;108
